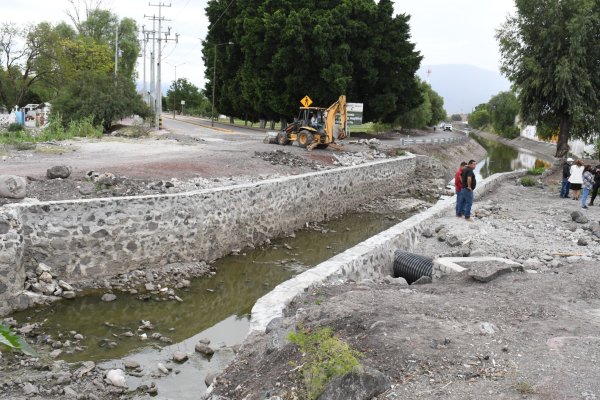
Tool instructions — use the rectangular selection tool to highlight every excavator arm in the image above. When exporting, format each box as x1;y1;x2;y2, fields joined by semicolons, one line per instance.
324;95;347;142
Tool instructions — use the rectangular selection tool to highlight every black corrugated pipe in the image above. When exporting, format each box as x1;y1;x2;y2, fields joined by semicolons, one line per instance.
393;251;433;284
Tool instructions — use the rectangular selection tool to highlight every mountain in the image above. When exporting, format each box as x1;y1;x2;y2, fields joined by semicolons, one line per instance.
418;64;511;115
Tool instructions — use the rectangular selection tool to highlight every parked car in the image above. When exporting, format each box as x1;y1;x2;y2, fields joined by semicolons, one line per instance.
443;124;453;132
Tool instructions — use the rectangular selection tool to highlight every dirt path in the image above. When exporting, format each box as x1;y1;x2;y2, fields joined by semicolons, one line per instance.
208;170;600;400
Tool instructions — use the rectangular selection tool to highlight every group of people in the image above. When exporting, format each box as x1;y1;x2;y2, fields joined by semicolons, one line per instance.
561;158;600;209
454;160;477;221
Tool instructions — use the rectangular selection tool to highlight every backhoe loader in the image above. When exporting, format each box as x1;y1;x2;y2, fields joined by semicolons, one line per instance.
276;95;347;150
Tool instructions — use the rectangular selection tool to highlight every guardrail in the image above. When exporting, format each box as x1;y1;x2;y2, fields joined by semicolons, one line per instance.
398;135;468;145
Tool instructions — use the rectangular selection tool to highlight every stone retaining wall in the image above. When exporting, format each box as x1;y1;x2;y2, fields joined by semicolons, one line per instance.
250;170;526;332
0;155;416;316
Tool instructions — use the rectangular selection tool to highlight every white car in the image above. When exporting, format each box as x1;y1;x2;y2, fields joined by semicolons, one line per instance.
443;124;453;132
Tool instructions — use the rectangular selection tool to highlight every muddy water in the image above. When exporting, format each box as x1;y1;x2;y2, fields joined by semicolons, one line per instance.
470;133;553;178
13;210;410;396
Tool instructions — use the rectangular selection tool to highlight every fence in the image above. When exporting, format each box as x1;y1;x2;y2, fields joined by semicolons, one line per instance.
0;114;13;127
398;135;468;145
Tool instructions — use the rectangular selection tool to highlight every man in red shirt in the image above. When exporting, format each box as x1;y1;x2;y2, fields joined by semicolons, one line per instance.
455;161;467;217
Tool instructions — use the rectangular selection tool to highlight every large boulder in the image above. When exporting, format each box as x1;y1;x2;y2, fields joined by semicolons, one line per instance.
0;175;26;199
317;366;390;400
46;165;72;179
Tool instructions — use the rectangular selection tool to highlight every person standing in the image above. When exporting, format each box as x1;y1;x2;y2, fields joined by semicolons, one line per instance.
581;165;594;209
568;159;585;201
455;161;467;217
588;164;600;206
459;160;477;221
560;158;573;198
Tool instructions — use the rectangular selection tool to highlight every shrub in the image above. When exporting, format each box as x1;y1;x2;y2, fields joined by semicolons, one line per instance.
7;123;24;133
520;176;537;186
527;167;545;175
288;326;361;399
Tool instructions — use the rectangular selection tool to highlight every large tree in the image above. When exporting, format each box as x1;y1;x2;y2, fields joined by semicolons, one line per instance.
164;78;211;115
203;0;423;124
497;0;600;157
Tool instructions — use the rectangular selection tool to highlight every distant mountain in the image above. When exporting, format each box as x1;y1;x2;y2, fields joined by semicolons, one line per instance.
418;64;511;115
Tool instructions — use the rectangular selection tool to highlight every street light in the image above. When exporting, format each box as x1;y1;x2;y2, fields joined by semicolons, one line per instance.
211;42;233;127
166;61;187;119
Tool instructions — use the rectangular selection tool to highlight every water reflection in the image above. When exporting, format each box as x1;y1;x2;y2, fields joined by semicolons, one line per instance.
469;133;552;179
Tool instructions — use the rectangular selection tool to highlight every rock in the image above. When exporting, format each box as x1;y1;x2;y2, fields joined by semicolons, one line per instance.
468;262;524;283
73;333;84;340
195;342;215;356
39;271;53;283
62;291;76;299
446;235;461;247
124;360;140;369
106;369;127;387
63;386;78;398
36;263;52;275
0;175;27;199
205;371;219;386
46;165;71;179
157;363;169;374
49;349;63;358
578;238;588;246
571;211;589;224
101;293;117;302
317;366;390;400
22;382;39;395
96;172;117;186
412;276;432;285
197;338;211;345
383;276;408;286
75;361;95;377
58;280;74;291
479;322;498;335
172;351;188;363
145;283;156;292
422;228;434;238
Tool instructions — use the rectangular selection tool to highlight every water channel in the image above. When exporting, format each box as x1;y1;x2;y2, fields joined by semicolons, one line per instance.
10;133;553;398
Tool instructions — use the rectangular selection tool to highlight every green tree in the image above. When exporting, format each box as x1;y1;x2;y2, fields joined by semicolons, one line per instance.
451;114;462;122
428;88;446;126
497;0;600;157
488;91;519;138
203;0;422;124
469;106;491;129
165;78;211;115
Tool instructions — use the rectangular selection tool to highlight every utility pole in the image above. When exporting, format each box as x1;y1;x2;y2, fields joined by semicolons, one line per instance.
141;25;147;104
114;24;119;78
148;3;177;130
144;15;157;111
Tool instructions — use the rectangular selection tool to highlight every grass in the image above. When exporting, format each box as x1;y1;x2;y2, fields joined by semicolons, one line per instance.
0;114;102;147
520;176;537;186
34;145;77;155
514;380;535;394
288;325;361;399
527;167;545;175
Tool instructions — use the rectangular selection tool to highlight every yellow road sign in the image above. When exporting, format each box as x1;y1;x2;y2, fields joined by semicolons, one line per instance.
300;95;313;108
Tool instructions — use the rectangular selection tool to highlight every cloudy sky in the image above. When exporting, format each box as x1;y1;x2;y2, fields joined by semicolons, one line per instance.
3;0;516;92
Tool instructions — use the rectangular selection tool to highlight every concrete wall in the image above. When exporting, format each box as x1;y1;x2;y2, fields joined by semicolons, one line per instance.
0;155;416;316
250;170;526;332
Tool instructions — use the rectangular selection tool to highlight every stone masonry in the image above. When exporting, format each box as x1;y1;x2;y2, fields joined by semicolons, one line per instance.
0;155;416;316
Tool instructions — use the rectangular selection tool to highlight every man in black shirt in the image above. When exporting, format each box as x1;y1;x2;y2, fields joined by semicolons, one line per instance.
458;160;477;221
589;164;600;206
560;158;573;198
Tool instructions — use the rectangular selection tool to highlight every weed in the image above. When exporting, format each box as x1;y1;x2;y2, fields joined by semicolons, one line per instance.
527;167;545;175
288;325;361;399
315;300;321;305
514;380;535;394
395;149;406;156
520;176;537;186
0;323;37;357
7;123;24;133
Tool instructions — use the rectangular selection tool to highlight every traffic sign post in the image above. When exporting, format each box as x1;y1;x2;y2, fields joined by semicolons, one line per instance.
300;95;313;108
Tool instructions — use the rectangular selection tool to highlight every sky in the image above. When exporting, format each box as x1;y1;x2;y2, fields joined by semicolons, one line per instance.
2;0;516;93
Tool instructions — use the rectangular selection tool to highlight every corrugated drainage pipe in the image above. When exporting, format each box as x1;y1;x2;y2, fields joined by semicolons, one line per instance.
393;251;433;284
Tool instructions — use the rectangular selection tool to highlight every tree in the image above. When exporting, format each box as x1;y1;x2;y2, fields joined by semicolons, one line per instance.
469;105;490;129
203;0;423;124
450;114;462;122
488;91;519;138
428;88;446;126
396;80;446;129
497;0;600;157
165;78;211;115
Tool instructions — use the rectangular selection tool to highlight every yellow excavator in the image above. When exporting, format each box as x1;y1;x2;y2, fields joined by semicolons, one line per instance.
276;95;347;150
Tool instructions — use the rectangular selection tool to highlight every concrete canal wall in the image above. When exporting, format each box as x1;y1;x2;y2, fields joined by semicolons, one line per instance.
0;155;417;316
250;170;526;332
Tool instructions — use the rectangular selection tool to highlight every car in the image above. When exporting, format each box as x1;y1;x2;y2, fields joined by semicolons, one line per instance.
443;124;453;132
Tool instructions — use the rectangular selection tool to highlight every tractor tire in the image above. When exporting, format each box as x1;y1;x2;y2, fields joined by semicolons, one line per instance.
276;131;289;145
296;130;314;148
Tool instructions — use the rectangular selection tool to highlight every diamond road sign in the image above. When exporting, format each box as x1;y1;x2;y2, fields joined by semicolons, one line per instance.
300;95;313;108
